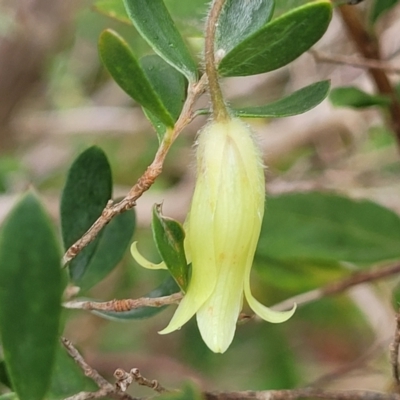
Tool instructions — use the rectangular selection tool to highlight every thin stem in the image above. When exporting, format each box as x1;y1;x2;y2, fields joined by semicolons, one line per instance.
391;310;400;387
205;0;229;121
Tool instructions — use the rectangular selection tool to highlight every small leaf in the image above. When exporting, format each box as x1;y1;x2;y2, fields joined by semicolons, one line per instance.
91;276;180;320
0;192;63;400
60;146;112;282
152;204;188;291
123;0;197;81
257;192;400;265
93;0;131;24
142;109;168;142
218;1;332;77
99;29;176;127
78;209;136;291
369;0;398;24
216;0;275;55
233;80;330;118
330;86;391;108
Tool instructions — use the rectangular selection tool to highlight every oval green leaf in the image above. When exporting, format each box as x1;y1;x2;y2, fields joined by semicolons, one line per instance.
141;55;186;122
98;29;175;127
60;146;112;282
258;192;400;265
152;204;188;291
123;0;197;82
233;80;330;118
329;86;391;109
216;0;275;55
0;192;63;400
218;1;332;77
78;209;136;291
91;276;180;320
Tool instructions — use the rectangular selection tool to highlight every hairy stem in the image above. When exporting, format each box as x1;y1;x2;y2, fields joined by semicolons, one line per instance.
205;0;229;121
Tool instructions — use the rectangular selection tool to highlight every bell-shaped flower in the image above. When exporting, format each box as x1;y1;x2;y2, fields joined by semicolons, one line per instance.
132;117;295;353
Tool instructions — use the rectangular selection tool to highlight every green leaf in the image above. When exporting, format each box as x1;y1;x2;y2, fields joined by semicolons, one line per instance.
0;361;11;389
370;0;399;24
233;80;330;118
78;209;136;291
152;204;188;291
60;146;112;283
91;276;180;320
142;109;168;141
141;55;186;121
93;0;131;24
47;345;97;400
330;86;391;108
218;1;332;77
98;29;176;127
257;192;400;265
216;0;275;55
0;192;63;400
123;0;197;81
0;394;19;400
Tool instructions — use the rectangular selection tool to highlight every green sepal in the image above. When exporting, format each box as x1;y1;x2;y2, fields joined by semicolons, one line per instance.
152;204;188;291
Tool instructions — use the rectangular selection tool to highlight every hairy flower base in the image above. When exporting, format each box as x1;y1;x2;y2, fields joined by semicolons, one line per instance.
132;118;295;353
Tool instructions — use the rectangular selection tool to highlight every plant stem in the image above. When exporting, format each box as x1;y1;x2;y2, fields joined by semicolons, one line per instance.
338;5;400;150
205;0;229;122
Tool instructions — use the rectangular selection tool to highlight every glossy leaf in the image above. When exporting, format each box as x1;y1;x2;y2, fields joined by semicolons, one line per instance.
257;192;400;264
91;276;180;320
370;0;398;24
78;209;136;291
218;1;332;77
0;192;62;400
93;0;131;24
233;80;330;118
60;146;112;282
143;108;168;141
216;0;275;55
123;0;197;81
141;55;186;121
330;86;391;108
99;29;176;127
152;204;188;291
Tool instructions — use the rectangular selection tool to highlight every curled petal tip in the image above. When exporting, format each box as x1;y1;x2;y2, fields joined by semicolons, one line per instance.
130;242;167;270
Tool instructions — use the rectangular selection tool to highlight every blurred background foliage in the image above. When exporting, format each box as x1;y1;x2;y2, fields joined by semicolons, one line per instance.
0;0;400;397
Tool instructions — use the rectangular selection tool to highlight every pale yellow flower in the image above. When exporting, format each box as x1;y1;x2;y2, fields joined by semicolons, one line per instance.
132;117;295;353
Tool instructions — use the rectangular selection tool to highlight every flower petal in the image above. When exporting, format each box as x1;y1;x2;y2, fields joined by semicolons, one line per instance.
130;242;167;270
244;275;296;323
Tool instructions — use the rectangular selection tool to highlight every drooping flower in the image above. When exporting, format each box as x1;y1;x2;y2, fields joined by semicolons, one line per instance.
132;117;295;353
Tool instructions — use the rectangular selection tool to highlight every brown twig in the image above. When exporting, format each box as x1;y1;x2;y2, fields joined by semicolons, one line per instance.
61;337;136;400
63;293;183;312
391;310;400;387
204;388;400;400
62;74;207;266
115;368;167;394
273;262;400;312
338;5;400;149
310;50;400;74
